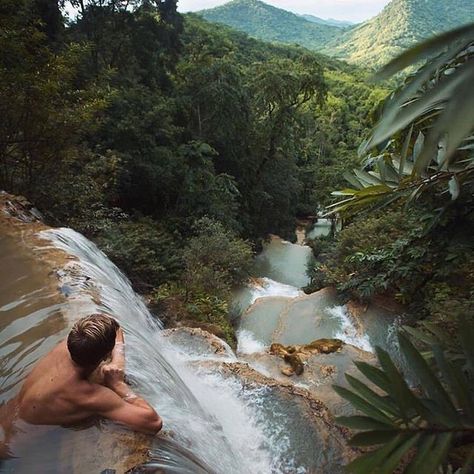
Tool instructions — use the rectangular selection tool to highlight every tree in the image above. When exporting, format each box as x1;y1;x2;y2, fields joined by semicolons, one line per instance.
182;217;253;299
244;56;327;237
0;0;102;198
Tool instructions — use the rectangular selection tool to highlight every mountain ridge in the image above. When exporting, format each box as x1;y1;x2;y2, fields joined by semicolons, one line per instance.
198;0;344;50
323;0;474;68
298;14;354;28
198;0;474;69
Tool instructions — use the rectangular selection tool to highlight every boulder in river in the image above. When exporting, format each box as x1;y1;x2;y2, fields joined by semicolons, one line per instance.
269;338;344;376
244;343;377;417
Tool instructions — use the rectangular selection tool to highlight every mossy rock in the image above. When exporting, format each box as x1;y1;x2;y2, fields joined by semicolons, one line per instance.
270;339;344;376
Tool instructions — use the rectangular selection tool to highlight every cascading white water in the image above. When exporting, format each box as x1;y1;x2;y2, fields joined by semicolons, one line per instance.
248;278;304;305
327;305;373;352
237;329;267;354
39;228;288;473
236;236;374;353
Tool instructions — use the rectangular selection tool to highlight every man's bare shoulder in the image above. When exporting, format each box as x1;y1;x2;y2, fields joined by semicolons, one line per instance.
76;381;121;411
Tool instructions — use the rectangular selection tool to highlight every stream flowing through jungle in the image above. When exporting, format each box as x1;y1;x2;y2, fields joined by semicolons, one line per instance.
0;214;399;473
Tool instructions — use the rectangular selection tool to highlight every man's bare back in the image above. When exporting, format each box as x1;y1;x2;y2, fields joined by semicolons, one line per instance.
1;314;162;458
17;341;107;426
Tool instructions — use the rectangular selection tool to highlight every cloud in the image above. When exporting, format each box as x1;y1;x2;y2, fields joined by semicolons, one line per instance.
177;0;390;22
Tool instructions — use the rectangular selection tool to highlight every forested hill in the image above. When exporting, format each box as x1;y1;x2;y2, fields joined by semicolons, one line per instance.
299;15;354;28
199;0;474;70
322;0;474;68
198;0;344;50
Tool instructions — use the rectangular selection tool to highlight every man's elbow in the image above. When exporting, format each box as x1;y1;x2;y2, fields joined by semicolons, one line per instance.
144;411;163;435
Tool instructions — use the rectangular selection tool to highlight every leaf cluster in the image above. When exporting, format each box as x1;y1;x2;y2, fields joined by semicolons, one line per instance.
329;24;474;219
335;323;474;473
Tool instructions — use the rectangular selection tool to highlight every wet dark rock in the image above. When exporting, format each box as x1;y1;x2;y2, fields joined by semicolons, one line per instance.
270;338;344;376
0;193;43;223
128;439;215;474
177;320;226;340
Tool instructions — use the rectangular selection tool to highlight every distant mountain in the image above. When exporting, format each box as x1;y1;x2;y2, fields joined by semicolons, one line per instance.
198;0;344;50
199;0;474;71
322;0;474;69
300;15;354;28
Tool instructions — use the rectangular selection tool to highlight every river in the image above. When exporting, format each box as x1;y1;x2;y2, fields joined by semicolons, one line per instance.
0;210;355;473
234;227;373;356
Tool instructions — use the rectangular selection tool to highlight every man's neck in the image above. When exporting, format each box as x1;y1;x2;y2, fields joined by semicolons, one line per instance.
75;363;97;379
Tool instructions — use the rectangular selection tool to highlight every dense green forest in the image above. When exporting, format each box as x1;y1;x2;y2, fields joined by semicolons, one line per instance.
0;0;384;343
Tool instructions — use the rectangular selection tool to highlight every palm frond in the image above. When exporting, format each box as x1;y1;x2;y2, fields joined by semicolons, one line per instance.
329;25;474;218
334;320;474;474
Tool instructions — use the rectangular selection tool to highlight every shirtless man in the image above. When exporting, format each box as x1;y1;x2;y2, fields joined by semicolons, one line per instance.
1;313;162;456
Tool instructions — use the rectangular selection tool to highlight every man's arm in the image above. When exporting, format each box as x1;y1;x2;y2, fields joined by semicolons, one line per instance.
89;329;162;435
84;382;162;435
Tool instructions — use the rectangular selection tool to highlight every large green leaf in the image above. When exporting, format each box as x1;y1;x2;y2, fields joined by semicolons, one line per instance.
333;385;394;424
411;432;453;474
375;346;431;423
346;435;404;473
434;345;474;422
349;430;400;447
345;374;400;418
415;61;474;173
353;361;392;393
402;325;438;346
376;23;474;80
398;333;460;425
404;434;437;474
367;63;473;158
376;434;420;474
335;415;394;431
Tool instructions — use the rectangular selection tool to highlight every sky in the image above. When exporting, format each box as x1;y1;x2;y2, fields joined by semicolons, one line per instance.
177;0;392;23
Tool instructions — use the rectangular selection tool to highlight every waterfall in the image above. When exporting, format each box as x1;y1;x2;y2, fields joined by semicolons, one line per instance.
327;305;373;352
0;220;365;473
37;228;282;473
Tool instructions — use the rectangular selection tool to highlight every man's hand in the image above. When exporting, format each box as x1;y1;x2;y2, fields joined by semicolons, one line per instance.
110;327;125;371
116;328;124;344
102;364;125;390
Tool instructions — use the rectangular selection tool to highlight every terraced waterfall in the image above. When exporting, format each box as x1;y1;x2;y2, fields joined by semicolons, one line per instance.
0;198;353;473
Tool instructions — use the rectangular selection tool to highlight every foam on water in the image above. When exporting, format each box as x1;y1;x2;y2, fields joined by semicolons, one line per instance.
237;329;267;354
249;277;303;305
327;305;373;352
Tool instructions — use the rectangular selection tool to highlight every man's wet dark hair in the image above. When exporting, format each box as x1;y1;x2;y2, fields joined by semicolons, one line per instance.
67;314;119;368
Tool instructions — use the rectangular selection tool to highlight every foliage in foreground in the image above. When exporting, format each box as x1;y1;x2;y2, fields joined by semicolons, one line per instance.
313;21;474;335
329;23;474;219
327;23;474;474
335;322;474;473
